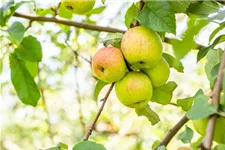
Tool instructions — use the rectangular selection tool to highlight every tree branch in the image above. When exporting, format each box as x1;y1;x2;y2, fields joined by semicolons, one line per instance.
83;83;115;141
154;115;189;150
13;12;126;33
201;50;225;150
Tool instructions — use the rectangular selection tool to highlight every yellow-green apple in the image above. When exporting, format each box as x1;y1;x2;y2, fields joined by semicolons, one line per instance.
142;58;170;87
192;117;225;144
121;26;163;70
92;47;128;83
61;0;95;14
115;72;153;108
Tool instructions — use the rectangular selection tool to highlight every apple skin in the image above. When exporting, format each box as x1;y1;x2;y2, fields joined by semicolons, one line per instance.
121;26;163;70
142;58;170;87
177;146;192;150
192;117;225;144
115;72;153;108
92;47;128;83
61;0;95;14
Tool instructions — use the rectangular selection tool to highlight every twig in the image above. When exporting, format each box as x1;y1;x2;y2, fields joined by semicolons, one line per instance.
154;115;189;150
26;20;33;30
83;83;115;141
13;12;126;33
134;0;145;27
201;50;225;150
38;71;53;138
74;67;86;135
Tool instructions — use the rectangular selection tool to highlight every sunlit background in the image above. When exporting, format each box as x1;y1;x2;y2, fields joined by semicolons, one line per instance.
1;0;225;150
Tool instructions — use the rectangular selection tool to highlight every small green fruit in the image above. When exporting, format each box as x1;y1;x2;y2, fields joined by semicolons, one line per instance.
115;72;153;108
92;47;128;83
192;117;225;144
61;0;95;14
121;26;163;69
142;58;170;87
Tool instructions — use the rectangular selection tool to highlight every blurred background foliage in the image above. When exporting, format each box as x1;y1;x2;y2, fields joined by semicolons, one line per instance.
0;0;224;150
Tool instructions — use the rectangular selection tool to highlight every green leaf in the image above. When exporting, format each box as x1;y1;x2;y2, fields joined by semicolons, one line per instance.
36;8;54;16
14;35;42;62
25;61;38;77
177;97;194;111
186;89;217;120
152;140;160;150
187;1;222;18
162;53;184;73
151;81;178;105
223;70;225;104
136;1;176;34
191;136;204;150
177;125;194;143
213;144;225;150
9;54;40;106
197;35;225;62
58;5;73;19
205;49;223;89
171;18;208;59
101;0;105;5
168;0;191;13
45;142;68;150
94;80;108;100
157;145;167;150
0;1;32;27
7;22;25;45
73;141;106;150
125;3;138;28
100;33;123;49
135;104;160;125
86;6;106;15
209;22;225;42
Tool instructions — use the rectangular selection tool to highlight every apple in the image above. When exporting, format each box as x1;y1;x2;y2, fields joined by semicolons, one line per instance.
177;146;192;150
61;0;95;14
192;117;225;144
115;72;153;108
92;47;128;83
121;26;163;70
142;58;170;87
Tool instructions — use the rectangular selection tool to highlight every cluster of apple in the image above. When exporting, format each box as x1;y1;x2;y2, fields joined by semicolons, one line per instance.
92;26;170;109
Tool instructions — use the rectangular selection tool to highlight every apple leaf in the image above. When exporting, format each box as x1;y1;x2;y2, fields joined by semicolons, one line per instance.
125;3;139;28
191;136;204;150
170;18;208;59
14;35;42;62
100;33;123;49
157;146;167;150
168;0;191;13
162;53;184;73
9;54;40;106
136;1;176;34
94;80;108;100
152;140;160;150
135;104;160;125
205;49;223;89
177;125;194;144
86;6;106;15
177;97;194;112
197;35;225;62
6;22;25;45
151;81;178;105
186;89;217;120
209;22;225;42
73;141;106;150
25;61;38;78
187;1;222;18
213;144;225;150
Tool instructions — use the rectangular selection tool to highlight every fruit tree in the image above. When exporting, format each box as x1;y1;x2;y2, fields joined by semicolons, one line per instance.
1;0;225;150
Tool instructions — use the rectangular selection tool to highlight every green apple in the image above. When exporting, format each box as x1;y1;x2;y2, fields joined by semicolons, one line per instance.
121;26;163;70
192;117;225;144
115;72;153;108
92;47;128;83
142;58;170;87
61;0;95;14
